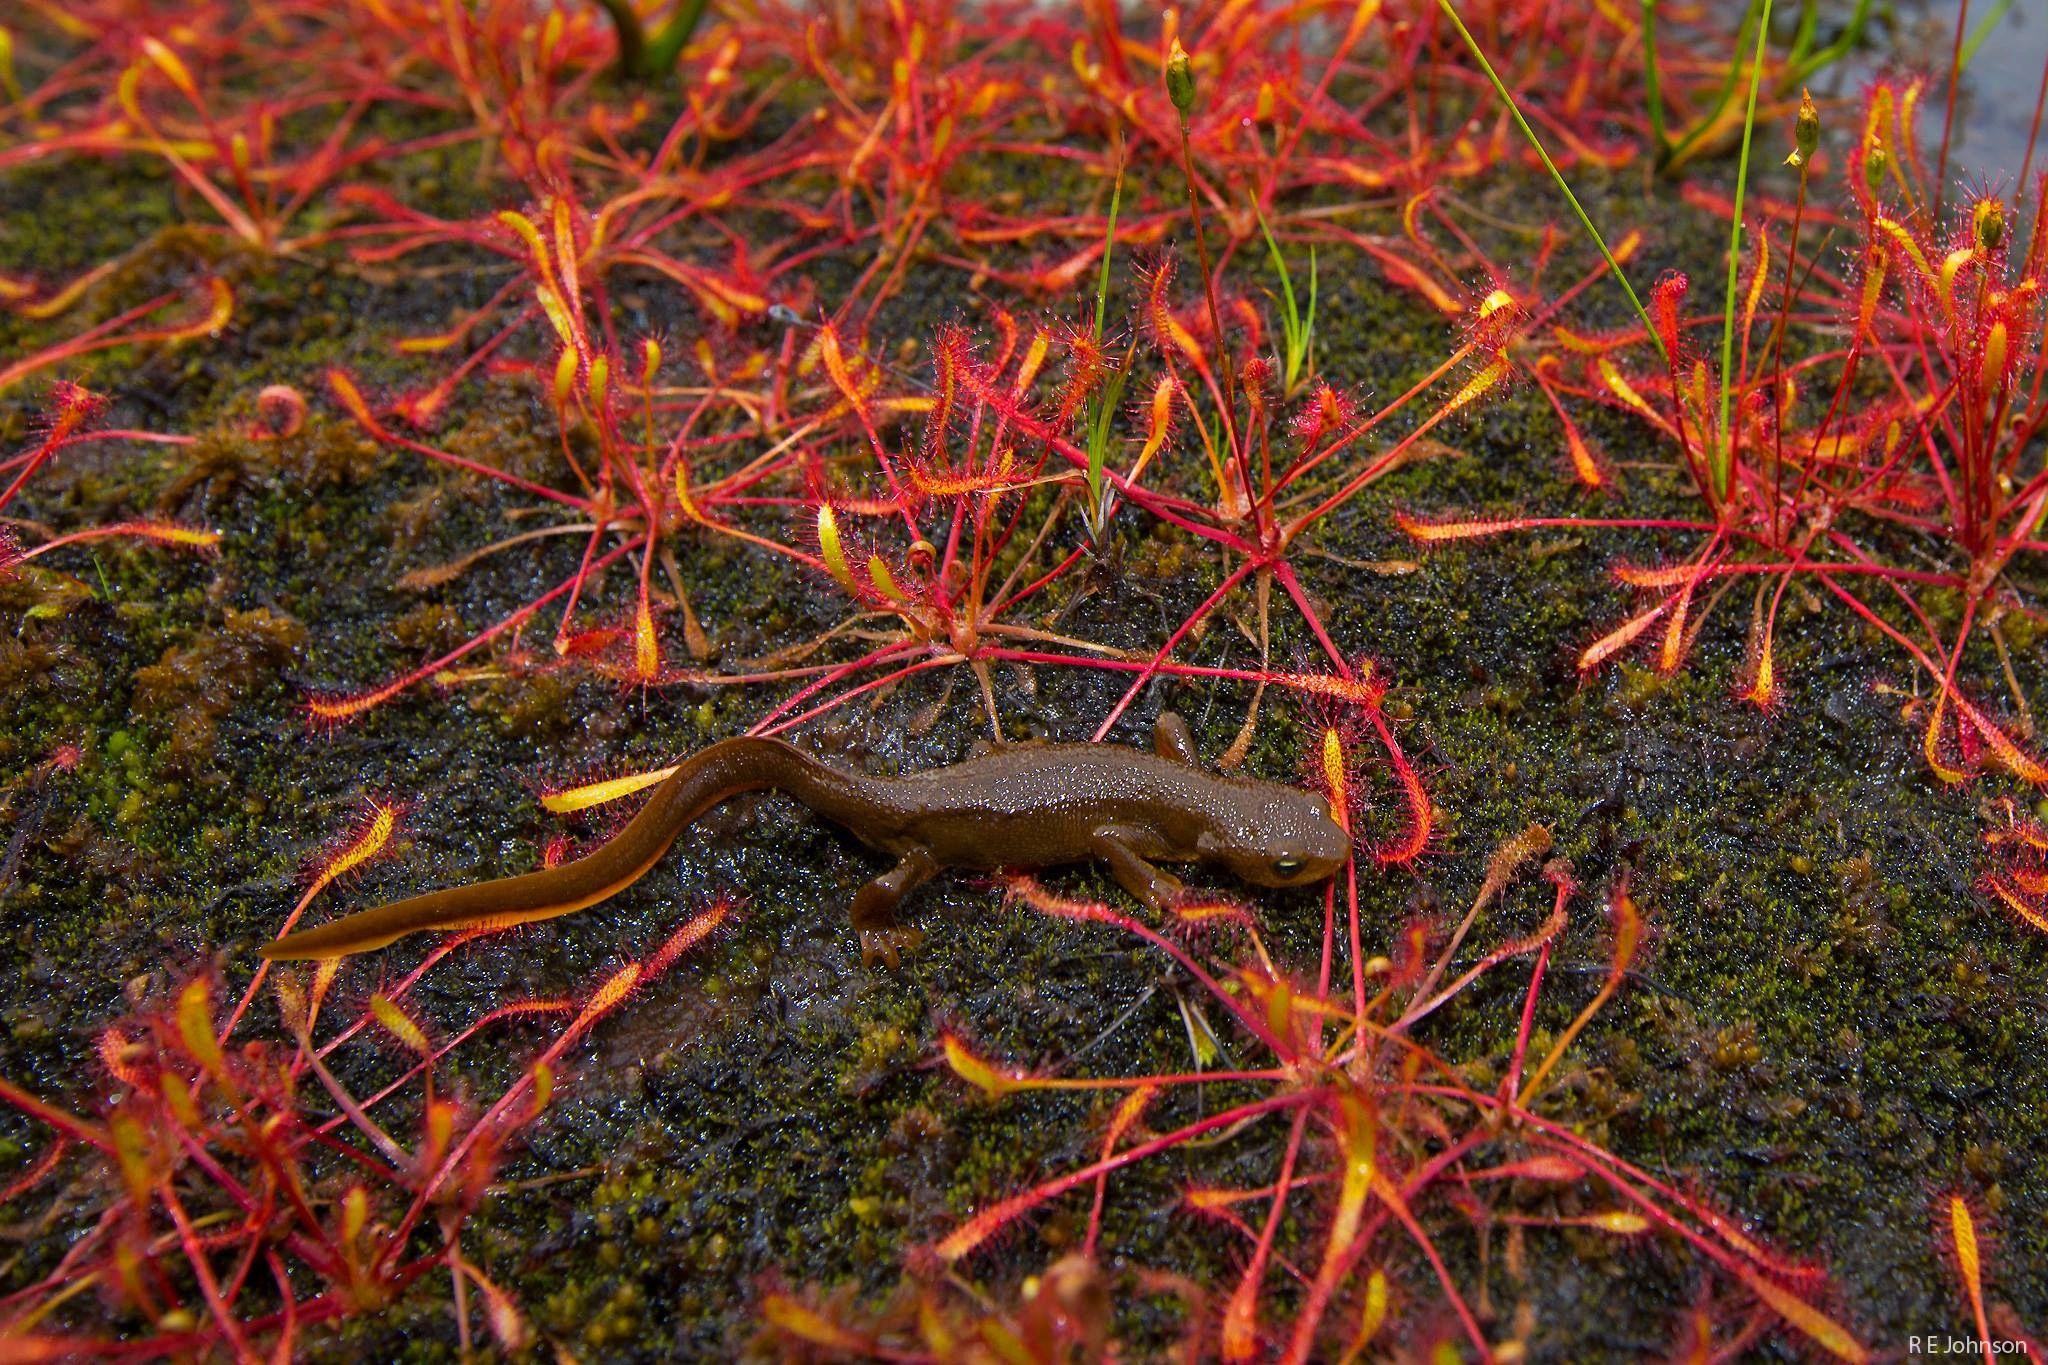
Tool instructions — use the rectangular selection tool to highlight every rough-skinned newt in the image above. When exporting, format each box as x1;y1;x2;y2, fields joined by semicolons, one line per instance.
259;714;1352;963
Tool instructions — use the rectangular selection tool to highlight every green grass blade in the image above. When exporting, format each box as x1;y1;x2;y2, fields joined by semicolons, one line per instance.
1255;197;1318;388
1085;158;1126;542
1092;159;1125;342
1434;0;1664;363
1642;0;1669;160
1663;0;1762;170
1304;243;1317;381
643;0;710;76
1255;203;1299;328
1961;0;2017;71
1786;0;1819;71
1715;0;1775;505
1791;0;1873;83
1255;203;1301;369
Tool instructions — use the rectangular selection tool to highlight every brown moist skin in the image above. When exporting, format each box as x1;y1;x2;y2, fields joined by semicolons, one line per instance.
259;714;1353;963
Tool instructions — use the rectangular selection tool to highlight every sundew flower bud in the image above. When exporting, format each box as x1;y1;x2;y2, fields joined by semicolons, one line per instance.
1974;198;2006;254
1787;88;1819;169
1165;39;1195;116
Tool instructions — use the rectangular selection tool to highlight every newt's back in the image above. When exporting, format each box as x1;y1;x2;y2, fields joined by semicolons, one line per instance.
878;743;1289;872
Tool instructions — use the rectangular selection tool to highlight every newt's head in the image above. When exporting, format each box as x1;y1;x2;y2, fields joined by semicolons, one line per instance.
1198;783;1352;889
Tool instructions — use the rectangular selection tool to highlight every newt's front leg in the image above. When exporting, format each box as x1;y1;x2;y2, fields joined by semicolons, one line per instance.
852;846;937;967
1090;826;1182;913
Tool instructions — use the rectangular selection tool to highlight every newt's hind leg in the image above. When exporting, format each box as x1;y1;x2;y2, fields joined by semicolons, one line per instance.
852;846;938;968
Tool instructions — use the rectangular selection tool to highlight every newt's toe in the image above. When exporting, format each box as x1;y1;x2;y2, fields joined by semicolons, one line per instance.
859;925;925;969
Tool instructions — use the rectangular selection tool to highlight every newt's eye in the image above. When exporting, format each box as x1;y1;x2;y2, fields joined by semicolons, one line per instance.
1272;856;1305;878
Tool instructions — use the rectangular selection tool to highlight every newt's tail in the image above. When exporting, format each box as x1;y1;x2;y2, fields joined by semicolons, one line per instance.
260;738;872;960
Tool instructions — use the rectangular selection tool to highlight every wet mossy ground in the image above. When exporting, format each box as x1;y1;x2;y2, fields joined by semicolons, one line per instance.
3;94;2046;1364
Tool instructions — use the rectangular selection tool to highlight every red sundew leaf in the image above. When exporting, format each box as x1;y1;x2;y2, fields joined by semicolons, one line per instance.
1183;1184;1268;1216
2003;863;2048;896
1;384;110;516
138;37;202;105
1129;373;1177;480
107;1109;156;1210
1559;411;1608;487
0;1135;69;1206
1651;270;1690;361
1140;256;1203;364
1165;895;1256;932
1316;725;1355;834
175;979;227;1084
1390;917;1433;987
1608;880;1646;976
1102;1085;1157;1148
940;1030;1025;1099
1491;901;1569;965
538;966;645;1059
0;1333;98;1361
43;381;110;440
904;464;1034;499
1729;1263;1868;1363
643;901;735;979
1011;325;1054;396
1613;562;1712;590
97;1025;149;1090
1240;372;1274;459
1055;356;1109;432
1499;1208;1653;1234
1363;243;1463;316
1395;512;1525;542
987;309;1021;375
463;1264;531;1352
304;802;400;898
1289;382;1353;452
1656;577;1697;674
1922;689;1976;787
813;325;874;422
556;626;626;658
2;261;120;320
759;1291;879;1352
1960;701;2048;786
370;995;430;1058
1464;287;1524;353
1945;1193;1993;1353
1983;819;2048;852
921;327;965;462
325;368;388;437
1579;598;1675;673
1984;876;2048;935
1268;668;1383;709
16;520;221;564
1373;747;1434;867
1035;240;1107;295
1466;1155;1584;1183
